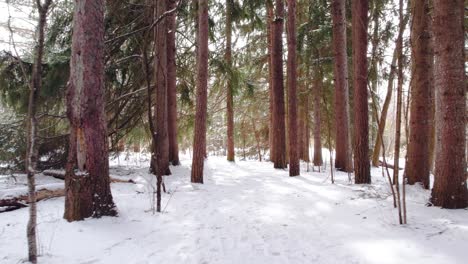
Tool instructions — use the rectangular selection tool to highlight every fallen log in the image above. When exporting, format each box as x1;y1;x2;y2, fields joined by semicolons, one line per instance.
43;170;135;184
1;171;135;213
0;188;65;212
379;160;403;170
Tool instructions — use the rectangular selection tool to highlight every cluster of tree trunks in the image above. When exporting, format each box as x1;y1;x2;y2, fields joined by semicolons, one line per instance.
331;0;352;172
404;0;434;189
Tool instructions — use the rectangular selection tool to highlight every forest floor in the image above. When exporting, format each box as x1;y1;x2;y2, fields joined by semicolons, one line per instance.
1;152;467;264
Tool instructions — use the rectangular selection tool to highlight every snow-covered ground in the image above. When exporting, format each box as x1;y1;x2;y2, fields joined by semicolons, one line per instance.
1;153;467;264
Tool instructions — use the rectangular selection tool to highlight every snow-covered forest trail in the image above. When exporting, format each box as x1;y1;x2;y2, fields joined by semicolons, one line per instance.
1;155;467;264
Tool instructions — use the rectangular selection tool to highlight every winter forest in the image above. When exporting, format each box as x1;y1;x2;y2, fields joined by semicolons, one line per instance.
0;0;467;263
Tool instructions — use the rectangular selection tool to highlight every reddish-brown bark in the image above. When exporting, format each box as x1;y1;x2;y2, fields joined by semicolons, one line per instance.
287;0;299;176
405;0;433;189
331;0;352;172
272;0;287;169
65;0;117;221
430;0;467;208
167;0;180;166
191;0;209;183
154;0;171;176
351;0;371;184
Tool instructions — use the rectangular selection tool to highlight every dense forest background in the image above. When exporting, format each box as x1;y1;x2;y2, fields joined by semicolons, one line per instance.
0;0;466;263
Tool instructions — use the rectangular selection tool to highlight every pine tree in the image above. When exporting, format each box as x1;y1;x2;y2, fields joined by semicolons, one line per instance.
405;0;433;189
331;0;352;172
352;0;371;184
64;0;117;221
430;0;467;209
167;0;180;166
226;0;235;162
271;0;287;169
154;0;171;176
287;0;299;176
191;0;209;183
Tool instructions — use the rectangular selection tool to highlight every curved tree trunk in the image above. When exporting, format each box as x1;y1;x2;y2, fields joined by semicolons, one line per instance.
372;49;397;166
287;0;299;176
226;0;235;162
25;1;52;261
431;0;467;209
167;0;180;166
404;0;433;189
272;0;287;169
331;0;352;172
352;0;371;184
191;0;209;183
65;0;117;221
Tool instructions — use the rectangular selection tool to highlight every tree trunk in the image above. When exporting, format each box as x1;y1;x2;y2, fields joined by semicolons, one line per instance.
191;0;209;183
25;1;52;262
331;0;352;172
226;0;235;162
297;84;305;161
272;0;287;169
368;5;380;148
167;0;180;166
372;49;397;166
371;10;409;167
394;0;405;225
431;0;467;209
313;67;323;167
404;0;433;189
352;0;371;184
303;93;310;162
267;2;275;162
287;0;299;176
154;0;171;176
65;0;117;221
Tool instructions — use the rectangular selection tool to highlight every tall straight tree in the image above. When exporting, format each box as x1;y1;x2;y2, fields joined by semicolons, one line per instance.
351;0;371;184
154;0;171;176
25;1;52;262
286;0;299;176
226;0;235;162
64;0;117;221
312;67;323;167
191;0;209;183
431;0;467;208
404;0;433;189
167;0;180;166
331;0;352;172
267;1;275;162
393;0;405;224
271;0;287;169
